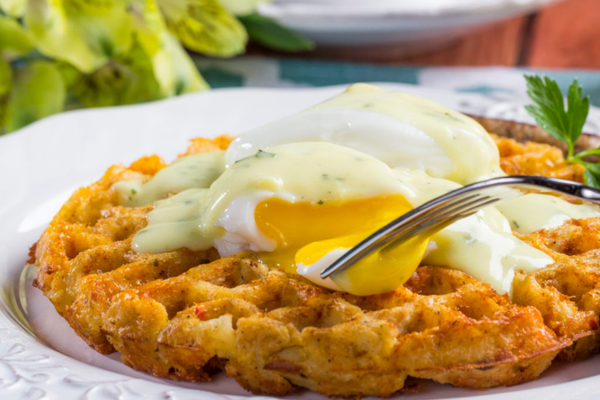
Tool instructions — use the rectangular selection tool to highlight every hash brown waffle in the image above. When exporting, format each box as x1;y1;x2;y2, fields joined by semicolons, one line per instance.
30;131;600;397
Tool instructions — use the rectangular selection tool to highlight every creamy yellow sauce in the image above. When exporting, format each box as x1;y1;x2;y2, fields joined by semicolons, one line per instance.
113;151;225;207
424;208;553;295
131;143;555;296
496;193;600;234
132;188;211;253
117;84;600;297
132;143;435;295
226;83;504;185
388;169;553;294
133;142;407;253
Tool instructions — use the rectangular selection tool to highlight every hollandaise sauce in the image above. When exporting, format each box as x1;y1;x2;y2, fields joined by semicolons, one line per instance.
117;141;555;296
225;83;505;185
113;151;225;207
112;84;600;297
496;193;600;234
130;142;408;253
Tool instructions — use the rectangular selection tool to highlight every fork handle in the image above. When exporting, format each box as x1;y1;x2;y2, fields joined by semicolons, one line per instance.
513;175;600;203
320;175;600;280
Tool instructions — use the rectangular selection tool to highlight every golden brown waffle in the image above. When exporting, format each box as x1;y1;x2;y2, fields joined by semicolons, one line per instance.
515;218;600;360
102;254;563;397
30;133;600;397
30;143;227;354
491;134;586;182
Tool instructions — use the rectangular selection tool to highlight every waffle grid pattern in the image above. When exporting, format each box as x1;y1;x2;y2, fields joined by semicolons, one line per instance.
30;135;600;397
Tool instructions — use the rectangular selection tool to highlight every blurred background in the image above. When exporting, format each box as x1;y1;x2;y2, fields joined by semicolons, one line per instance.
0;0;598;134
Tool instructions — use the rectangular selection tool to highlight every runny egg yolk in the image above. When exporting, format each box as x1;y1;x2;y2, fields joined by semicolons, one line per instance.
254;195;430;295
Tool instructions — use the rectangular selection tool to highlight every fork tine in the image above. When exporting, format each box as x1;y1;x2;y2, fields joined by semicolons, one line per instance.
378;194;493;247
379;193;487;239
456;197;501;217
392;196;502;247
320;175;600;282
320;192;495;279
378;194;499;252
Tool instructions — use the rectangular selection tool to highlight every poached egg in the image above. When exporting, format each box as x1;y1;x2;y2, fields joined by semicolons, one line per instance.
115;83;600;296
225;83;504;185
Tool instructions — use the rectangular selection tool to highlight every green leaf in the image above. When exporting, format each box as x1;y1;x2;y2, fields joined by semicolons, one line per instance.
0;0;26;18
158;0;248;57
130;0;165;55
70;42;163;108
579;161;600;188
567;79;590;144
523;74;600;188
0;58;12;96
584;161;600;174
524;75;570;144
583;169;600;189
151;31;209;95
524;75;590;159
582;161;600;189
0;96;7;134
239;13;314;52
5;61;65;132
0;61;8;133
218;0;270;16
54;61;81;90
130;0;208;96
25;0;133;73
574;146;600;160
0;15;34;60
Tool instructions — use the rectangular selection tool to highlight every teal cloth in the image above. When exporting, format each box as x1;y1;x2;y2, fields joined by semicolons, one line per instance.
196;57;600;106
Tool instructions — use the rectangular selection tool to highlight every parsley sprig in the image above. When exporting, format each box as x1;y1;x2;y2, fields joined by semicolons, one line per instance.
524;75;600;187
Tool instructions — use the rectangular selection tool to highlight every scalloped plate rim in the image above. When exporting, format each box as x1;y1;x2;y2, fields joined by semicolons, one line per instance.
1;83;600;400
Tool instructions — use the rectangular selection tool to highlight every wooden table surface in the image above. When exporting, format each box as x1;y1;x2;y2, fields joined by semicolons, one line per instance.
255;0;600;68
384;0;600;68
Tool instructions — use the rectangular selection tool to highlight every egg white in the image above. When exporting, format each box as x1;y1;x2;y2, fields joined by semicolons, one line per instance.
226;108;452;177
226;83;504;185
124;83;600;297
213;193;276;256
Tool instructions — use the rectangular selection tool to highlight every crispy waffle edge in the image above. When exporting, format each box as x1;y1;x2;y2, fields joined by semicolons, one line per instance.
29;127;600;398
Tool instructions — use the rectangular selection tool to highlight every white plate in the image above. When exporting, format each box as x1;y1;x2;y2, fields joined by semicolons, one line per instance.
2;83;600;400
258;0;561;47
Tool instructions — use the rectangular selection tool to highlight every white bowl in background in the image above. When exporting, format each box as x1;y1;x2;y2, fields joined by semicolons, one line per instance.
257;0;562;48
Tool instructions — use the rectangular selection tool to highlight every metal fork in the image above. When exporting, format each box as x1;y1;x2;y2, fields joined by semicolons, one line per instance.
320;175;600;280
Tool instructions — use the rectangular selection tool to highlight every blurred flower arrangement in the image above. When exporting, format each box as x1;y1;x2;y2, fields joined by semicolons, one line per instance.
0;0;313;134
